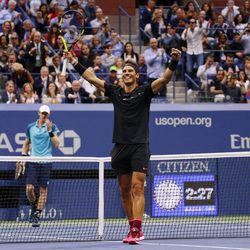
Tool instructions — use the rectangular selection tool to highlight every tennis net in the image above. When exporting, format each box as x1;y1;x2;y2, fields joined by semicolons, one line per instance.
0;152;250;243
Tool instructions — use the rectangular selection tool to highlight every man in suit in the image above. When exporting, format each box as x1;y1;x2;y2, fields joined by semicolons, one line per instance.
64;79;96;103
25;31;50;73
1;80;19;103
34;66;53;99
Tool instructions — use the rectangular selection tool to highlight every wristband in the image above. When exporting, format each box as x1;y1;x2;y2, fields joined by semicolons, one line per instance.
49;131;54;138
74;62;87;75
22;153;27;156
168;59;178;71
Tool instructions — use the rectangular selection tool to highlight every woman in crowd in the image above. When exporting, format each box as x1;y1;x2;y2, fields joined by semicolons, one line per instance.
121;42;139;64
20;82;38;104
42;82;62;104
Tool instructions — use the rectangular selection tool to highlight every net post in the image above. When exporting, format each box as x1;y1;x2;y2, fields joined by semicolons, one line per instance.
98;159;104;240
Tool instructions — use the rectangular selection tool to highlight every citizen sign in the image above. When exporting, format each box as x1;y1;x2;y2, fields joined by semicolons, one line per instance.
157;161;210;174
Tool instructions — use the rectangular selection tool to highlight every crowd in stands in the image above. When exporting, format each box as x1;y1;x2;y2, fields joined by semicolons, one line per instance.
0;0;250;104
140;0;250;103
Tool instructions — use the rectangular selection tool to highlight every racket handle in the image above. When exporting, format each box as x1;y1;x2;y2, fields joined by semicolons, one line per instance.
61;58;68;76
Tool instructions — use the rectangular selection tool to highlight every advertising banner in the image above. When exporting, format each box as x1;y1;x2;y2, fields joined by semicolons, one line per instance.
0;104;250;157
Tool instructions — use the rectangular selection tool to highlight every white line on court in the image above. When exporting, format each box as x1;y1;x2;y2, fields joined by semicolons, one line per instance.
140;242;250;250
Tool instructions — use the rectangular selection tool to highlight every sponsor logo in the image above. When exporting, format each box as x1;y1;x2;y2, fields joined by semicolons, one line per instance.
58;130;81;155
230;134;250;149
157;160;210;174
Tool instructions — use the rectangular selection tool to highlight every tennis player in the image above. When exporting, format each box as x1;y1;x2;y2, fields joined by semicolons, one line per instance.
21;105;60;227
66;48;181;244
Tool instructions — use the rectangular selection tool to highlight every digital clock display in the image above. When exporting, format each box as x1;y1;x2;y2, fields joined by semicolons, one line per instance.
184;181;215;206
152;175;217;217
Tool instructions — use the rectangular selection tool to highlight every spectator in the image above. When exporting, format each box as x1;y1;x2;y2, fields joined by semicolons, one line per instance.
42;82;62;104
138;53;148;86
121;42;139;64
244;56;250;79
236;70;247;97
50;7;70;31
211;14;230;39
20;82;39;103
184;0;197;20
72;39;84;58
150;8;167;39
70;7;85;29
197;54;217;92
161;24;181;55
100;43;117;70
98;22;111;46
35;3;50;33
181;18;204;90
44;23;60;49
224;74;242;103
78;43;95;68
241;23;250;55
49;54;63;79
220;53;240;75
48;0;60;21
201;2;215;21
170;8;188;35
90;35;102;55
1;51;16;74
90;7;108;32
0;20;12;43
10;62;34;90
9;31;20;53
92;54;107;79
140;0;156;31
104;65;118;85
230;32;244;67
110;31;123;57
26;0;41;24
114;58;124;79
240;0;250;23
19;19;35;49
213;33;231;63
221;0;239;25
34;66;53;99
144;37;168;96
63;25;78;46
0;70;8;89
209;69;227;102
64;79;95;103
0;34;13;57
55;73;71;96
0;0;21;25
1;80;19;103
234;14;247;34
25;31;49;73
84;0;97;24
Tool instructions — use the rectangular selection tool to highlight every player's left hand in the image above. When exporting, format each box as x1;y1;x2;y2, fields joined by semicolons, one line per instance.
171;48;181;61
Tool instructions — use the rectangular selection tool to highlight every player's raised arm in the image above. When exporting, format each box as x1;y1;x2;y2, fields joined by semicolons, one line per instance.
151;48;181;94
65;52;105;93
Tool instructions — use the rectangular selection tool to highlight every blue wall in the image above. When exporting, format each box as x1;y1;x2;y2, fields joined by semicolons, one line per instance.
1;104;250;156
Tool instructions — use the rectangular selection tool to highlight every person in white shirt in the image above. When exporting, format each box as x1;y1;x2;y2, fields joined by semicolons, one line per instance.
181;18;204;90
0;0;21;25
1;80;19;103
197;54;217;92
221;0;239;25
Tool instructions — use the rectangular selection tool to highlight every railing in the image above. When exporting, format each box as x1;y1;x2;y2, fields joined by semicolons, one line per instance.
118;6;132;42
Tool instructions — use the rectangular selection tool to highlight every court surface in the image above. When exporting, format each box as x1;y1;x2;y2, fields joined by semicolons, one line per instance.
1;238;250;250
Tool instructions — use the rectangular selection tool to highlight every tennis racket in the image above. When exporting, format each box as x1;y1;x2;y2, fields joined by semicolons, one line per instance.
58;10;86;76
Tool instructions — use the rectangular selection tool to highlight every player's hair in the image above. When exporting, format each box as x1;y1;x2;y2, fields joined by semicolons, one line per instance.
124;60;139;74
